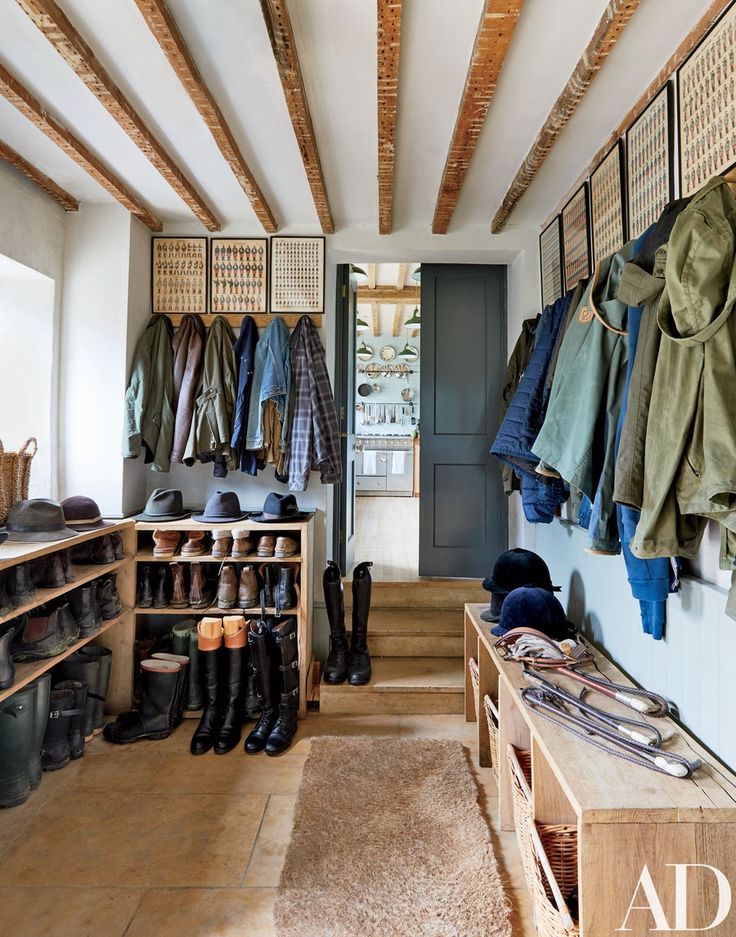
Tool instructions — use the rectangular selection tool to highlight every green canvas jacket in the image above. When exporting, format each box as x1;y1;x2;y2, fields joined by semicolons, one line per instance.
122;315;174;473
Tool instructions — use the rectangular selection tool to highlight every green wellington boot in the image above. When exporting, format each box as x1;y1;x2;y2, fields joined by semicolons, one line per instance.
172;619;202;711
27;674;51;790
0;682;35;807
53;680;88;760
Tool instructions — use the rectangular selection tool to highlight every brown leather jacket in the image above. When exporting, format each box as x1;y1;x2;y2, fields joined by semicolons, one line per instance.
171;314;205;463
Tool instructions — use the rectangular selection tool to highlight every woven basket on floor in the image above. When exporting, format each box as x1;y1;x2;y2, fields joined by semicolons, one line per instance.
0;437;37;525
507;745;579;937
483;694;501;781
468;656;479;719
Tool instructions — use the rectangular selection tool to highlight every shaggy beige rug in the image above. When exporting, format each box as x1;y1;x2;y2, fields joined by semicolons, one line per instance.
274;736;511;937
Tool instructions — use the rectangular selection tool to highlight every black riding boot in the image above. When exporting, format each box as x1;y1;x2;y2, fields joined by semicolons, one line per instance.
266;618;299;756
214;616;246;754
349;561;373;685
323;560;349;684
244;622;278;753
190;618;223;755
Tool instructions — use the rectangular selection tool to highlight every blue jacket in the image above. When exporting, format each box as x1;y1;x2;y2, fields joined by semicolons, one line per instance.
245;316;292;451
231;316;259;475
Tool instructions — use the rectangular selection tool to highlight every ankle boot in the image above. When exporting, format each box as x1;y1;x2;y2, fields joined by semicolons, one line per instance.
153;566;171;608
70;541;92;564
53;680;88;759
90;535;115;565
133;638;155;706
11;606;79;662
232;529;255;559
275;536;299;559
68;584;102;638
169;563;188;609
244;620;278;753
38;553;66;588
217;565;238;610
97;575;121;620
0;571;13;617
190;618;223;755
60;551;75;584
110;532;124;561
190;563;213;610
238;565;260;609
151;653;189;727
276;565;297;610
153;530;181;558
257;535;276;557
182;530;208;558
103;660;181;744
215;616;246;754
266;618;299;756
243;644;260;719
211;529;233;559
349;561;373;686
0;683;35;806
0;622;17;691
7;564;35;608
56;646;111;739
323;561;349;684
41;685;76;770
137;564;154;608
260;564;277;607
27;674;50;790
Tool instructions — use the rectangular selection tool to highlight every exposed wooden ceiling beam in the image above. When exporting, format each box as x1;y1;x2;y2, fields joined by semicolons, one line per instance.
432;0;524;234
491;0;640;233
0;64;162;230
357;285;419;304
0;138;79;211
371;303;380;337
367;263;377;290
15;0;219;231
396;262;407;289
377;0;402;235
259;0;334;233
392;304;403;337
132;0;276;233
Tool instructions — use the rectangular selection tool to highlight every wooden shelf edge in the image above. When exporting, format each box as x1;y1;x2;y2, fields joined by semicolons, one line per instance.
134;606;298;616
0;521;135;571
0;610;130;703
134;518;313;532
135;553;302;564
0;556;132;627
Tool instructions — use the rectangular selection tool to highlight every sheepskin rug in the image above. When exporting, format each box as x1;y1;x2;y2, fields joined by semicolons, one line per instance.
274;736;511;937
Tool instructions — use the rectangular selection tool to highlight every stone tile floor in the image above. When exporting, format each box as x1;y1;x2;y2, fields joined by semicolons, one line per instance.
0;713;536;936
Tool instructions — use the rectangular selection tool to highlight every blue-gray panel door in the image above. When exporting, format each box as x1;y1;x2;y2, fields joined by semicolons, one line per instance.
419;264;507;577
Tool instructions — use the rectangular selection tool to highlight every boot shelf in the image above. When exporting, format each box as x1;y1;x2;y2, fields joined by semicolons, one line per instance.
134;606;298;616
0;557;131;629
135;551;302;564
0;609;129;705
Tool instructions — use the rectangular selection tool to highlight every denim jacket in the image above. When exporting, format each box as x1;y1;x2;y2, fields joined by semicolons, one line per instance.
230;316;258;475
245;316;292;451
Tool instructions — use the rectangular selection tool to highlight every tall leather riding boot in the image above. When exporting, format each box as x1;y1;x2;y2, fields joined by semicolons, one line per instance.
243;644;260;719
27;674;50;790
323;560;349;684
103;660;181;744
215;616;246;754
137;564;154;608
244;621;278;754
0;622;17;691
154;566;171;609
41;685;78;770
190;618;223;755
170;563;188;609
277;565;297;610
349;561;373;686
53;680;88;759
151;653;189;728
266;618;299;756
217;565;238;610
0;683;35;806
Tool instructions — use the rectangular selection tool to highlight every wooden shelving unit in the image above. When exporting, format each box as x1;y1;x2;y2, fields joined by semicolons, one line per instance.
464;603;736;935
0;521;136;711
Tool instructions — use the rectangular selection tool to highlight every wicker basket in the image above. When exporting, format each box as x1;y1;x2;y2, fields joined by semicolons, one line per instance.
468;656;479;719
507;744;579;937
483;694;500;781
0;438;37;525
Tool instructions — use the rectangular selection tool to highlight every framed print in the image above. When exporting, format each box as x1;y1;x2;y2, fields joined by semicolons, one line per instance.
210;238;267;314
539;216;563;308
626;83;675;239
561;183;591;291
678;1;736;196
270;236;325;314
590;141;626;265
152;237;207;314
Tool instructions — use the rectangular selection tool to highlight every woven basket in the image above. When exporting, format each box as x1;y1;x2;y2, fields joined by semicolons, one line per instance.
507;745;579;937
0;438;37;525
483;694;500;781
468;657;479;719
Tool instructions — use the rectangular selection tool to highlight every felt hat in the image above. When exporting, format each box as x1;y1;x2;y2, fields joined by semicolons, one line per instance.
490;586;575;641
135;489;190;521
249;492;309;523
0;499;77;542
62;495;113;532
191;490;249;523
481;548;560;623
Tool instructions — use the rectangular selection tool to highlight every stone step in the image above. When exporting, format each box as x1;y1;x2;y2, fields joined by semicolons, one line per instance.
343;579;486;609
319;657;464;715
349;609;464;657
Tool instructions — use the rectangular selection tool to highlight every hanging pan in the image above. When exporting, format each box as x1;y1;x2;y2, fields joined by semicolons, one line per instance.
357;383;372;397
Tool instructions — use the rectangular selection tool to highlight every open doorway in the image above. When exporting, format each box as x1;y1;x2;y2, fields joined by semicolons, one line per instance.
351;262;421;581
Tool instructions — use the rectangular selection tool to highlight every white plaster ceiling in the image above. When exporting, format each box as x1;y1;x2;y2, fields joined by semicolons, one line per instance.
0;0;716;235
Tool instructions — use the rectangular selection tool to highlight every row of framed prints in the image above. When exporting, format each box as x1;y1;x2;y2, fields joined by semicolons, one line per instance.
540;0;736;308
152;235;325;315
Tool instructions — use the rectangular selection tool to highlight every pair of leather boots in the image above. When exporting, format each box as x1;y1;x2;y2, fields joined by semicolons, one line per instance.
0;552;76;615
244;613;299;756
217;564;297;610
104;651;190;745
70;533;124;565
323;561;373;686
137;563;212;609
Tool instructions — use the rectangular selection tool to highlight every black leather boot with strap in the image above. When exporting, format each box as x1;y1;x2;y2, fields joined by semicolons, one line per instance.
244;617;278;754
349;561;373;686
323;560;349;684
266;617;299;756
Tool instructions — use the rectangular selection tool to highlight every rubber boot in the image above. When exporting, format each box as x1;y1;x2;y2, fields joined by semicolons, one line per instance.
91;646;113;733
244;620;278;754
133;638;155;706
97;575;122;620
214;616;246;754
243;644;260;719
56;647;111;738
53;680;88;759
0;683;35;806
266;618;299;756
103;660;181;744
68;584;102;638
27;674;50;790
349;561;373;686
151;653;189;728
137;564;154;608
190;618;223;755
185;623;203;711
41;685;77;770
323;561;349;684
276;565;297;610
169;563;188;609
0;622;17;691
171;622;190;657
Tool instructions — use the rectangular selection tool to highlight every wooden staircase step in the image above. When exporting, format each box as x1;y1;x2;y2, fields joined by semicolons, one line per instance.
319;657;464;715
348;609;464;657
344;579;486;609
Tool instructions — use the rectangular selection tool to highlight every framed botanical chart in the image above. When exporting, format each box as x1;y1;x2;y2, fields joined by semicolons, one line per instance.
561;183;591;291
678;1;736;197
626;83;675;240
270;236;325;314
539;216;563;308
590;141;626;265
210;238;267;314
151;237;207;314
